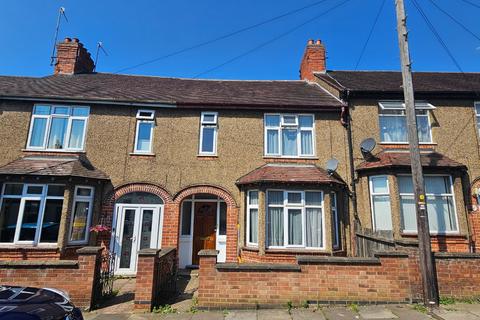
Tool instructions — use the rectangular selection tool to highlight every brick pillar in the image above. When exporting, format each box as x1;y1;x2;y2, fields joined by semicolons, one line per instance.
226;206;239;262
134;248;160;311
197;249;218;307
76;246;103;309
162;203;180;248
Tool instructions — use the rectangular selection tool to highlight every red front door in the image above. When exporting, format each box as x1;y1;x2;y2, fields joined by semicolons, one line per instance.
191;202;216;265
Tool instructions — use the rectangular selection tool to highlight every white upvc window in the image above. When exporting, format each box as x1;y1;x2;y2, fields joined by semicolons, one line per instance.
331;192;340;249
0;183;65;245
134;110;155;154
264;114;315;157
199;112;218;155
266;190;324;249
68;186;94;245
475;102;480;137
246;190;259;246
27;105;90;151
378;101;434;144
398;175;458;234
369;176;393;231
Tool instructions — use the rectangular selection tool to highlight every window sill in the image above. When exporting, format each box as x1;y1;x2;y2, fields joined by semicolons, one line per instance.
401;232;465;238
129;152;156;157
22;149;86;154
197;155;218;159
242;246;259;252
263;156;318;160
379;142;437;146
265;247;328;254
0;244;59;250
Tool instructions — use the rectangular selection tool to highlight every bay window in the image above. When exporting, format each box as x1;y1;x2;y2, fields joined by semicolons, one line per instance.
68;186;94;244
199;112;218;155
27;105;89;151
369;176;393;231
0;184;64;245
247;190;258;246
399;175;458;234
266;190;324;249
264;114;315;157
378;101;433;143
134;110;155;154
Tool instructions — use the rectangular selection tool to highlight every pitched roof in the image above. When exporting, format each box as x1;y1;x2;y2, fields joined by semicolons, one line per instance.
316;71;480;97
356;151;466;172
0;73;344;109
0;155;109;180
236;163;343;185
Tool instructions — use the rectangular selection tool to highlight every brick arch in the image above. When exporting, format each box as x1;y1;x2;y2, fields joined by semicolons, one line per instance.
173;184;237;207
103;182;173;207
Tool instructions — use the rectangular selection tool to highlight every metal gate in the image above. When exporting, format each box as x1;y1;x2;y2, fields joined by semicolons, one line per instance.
91;250;115;309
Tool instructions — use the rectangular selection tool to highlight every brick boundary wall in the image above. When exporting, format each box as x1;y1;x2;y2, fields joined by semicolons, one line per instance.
197;250;480;308
0;247;103;309
134;247;177;311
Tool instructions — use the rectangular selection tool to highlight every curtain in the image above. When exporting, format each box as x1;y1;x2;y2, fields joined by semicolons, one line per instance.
427;195;456;232
249;191;258;205
300;131;313;155
68;119;86;149
201;126;215;153
416;115;431;142
282;129;297;156
379;115;407;142
266;129;279;154
306;208;322;247
288;209;302;245
47;117;68;149
249;208;258;243
267;207;283;246
29;118;47;147
372;195;393;231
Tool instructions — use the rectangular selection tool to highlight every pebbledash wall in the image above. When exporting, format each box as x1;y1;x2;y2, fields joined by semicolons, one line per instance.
197;249;480;308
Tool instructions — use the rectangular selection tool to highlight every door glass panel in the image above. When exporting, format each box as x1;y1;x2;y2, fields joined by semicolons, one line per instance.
219;202;227;235
19;200;41;241
119;209;136;269
181;202;192;235
139;210;153;250
0;199;20;243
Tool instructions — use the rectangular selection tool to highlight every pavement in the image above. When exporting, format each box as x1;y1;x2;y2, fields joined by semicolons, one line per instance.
83;303;480;320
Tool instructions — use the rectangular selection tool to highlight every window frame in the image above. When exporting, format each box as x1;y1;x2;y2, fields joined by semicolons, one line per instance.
475;102;480;137
331;192;340;249
133;119;155;154
246;190;259;247
264;113;316;158
198;111;218;156
266;189;324;250
26;104;90;152
378;101;434;144
368;175;393;231
0;183;65;246
398;174;459;235
68;186;95;245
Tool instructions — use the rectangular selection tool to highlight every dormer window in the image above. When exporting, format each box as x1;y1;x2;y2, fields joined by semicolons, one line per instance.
27;105;90;151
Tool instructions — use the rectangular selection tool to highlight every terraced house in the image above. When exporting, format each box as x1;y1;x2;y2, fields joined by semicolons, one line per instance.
0;37;480;277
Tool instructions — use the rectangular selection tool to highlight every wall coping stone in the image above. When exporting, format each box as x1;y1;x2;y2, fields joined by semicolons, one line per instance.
198;249;219;257
0;260;78;268
77;246;103;255
138;248;161;257
0;247;60;252
373;251;409;258
158;247;176;258
356;232;395;245
435;252;480;259
216;263;301;272
297;256;381;265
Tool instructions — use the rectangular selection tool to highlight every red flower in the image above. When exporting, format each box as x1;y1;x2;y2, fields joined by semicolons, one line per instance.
89;225;110;233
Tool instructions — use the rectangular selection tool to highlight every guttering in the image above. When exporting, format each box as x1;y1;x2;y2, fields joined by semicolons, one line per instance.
0;96;177;108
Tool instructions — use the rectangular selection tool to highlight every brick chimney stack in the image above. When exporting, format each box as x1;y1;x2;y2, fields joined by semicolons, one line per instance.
54;37;95;75
299;39;326;81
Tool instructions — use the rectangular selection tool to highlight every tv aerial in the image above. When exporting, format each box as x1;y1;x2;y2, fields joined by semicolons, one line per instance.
50;7;68;66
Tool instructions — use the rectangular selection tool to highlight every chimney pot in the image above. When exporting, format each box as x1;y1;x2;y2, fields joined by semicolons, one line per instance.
64;37;71;43
73;38;79;43
299;38;326;81
54;37;95;75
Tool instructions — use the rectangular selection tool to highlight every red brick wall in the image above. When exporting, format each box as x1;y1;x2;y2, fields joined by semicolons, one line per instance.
0;248;61;260
240;248;333;263
470;212;480;252
0;247;103;309
198;251;480;307
299;40;326;81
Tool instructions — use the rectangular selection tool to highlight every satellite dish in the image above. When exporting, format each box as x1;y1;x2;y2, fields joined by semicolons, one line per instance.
326;158;339;175
360;138;376;154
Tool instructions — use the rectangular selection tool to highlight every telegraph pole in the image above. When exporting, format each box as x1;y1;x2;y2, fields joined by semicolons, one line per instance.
394;0;438;307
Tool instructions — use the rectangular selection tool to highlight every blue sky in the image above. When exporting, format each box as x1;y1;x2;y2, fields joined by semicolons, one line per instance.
0;0;478;79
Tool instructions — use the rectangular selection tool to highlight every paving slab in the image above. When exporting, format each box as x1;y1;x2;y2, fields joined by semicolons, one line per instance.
388;305;433;320
224;310;257;320
160;313;193;320
291;308;326;319
87;314;131;320
191;311;225;320
449;304;480;317
257;309;291;320
128;314;156;319
431;308;479;320
322;306;360;319
358;306;398;319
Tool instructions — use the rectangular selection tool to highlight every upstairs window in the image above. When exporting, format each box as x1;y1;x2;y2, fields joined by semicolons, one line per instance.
264;114;314;157
378;101;434;144
134;110;155;154
27;105;90;151
199;112;218;155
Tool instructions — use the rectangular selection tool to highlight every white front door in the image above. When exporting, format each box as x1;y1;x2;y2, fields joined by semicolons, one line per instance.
112;204;162;275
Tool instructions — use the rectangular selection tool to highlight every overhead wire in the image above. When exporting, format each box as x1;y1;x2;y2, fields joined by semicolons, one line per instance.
192;0;353;78
113;0;333;73
354;0;386;70
459;0;480;10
